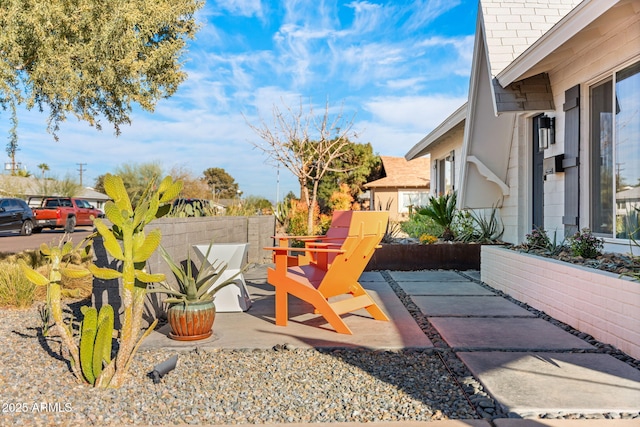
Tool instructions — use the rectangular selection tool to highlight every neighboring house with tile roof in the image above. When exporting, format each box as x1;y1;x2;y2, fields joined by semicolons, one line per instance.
407;0;640;253
364;156;430;221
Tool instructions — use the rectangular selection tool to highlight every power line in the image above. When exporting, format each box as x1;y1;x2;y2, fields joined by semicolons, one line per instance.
77;163;86;187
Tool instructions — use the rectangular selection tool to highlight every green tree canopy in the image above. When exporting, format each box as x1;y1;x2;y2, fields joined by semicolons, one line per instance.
314;141;381;211
203;167;239;199
0;0;202;144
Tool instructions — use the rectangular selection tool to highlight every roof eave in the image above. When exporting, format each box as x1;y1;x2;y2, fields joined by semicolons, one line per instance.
405;102;468;160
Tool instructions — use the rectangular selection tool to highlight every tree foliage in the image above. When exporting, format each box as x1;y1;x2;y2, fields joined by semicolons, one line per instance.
203;167;239;199
94;162;163;206
169;165;210;199
315;141;381;211
0;0;202;142
247;99;359;234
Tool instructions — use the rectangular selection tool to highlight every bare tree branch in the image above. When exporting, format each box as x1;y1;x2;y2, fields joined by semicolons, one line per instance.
246;98;358;233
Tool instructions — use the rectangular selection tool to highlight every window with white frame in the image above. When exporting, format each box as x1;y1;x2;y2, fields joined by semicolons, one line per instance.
435;151;455;195
398;190;430;213
590;60;640;239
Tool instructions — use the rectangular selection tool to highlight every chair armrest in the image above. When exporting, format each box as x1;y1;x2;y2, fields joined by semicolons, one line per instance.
272;234;324;240
264;246;345;254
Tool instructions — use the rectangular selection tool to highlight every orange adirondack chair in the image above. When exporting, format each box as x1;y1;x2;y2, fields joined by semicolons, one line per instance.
275;210;353;267
265;211;389;334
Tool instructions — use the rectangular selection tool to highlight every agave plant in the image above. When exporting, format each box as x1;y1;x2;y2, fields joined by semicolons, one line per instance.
418;191;457;241
149;243;241;305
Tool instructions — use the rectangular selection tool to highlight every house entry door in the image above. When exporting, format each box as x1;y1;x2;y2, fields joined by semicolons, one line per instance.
532;114;545;229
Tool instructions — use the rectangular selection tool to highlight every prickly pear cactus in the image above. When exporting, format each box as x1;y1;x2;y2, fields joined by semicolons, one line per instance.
79;307;98;384
20;173;181;388
78;305;114;385
20;240;93;383
89;174;182;388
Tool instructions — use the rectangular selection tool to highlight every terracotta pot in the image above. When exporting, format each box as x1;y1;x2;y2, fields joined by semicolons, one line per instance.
167;300;216;341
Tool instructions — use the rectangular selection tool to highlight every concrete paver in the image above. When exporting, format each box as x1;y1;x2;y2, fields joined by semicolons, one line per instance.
389;270;470;282
359;271;386;282
412;295;536;317
429;318;595;350
142;279;432;351
493;420;640;426
459;352;640;415
395;281;496;296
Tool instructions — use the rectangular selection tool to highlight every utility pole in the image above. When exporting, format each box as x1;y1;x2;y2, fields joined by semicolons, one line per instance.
77;163;86;187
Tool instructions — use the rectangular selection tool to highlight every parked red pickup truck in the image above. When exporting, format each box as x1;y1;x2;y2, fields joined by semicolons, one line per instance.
32;197;103;233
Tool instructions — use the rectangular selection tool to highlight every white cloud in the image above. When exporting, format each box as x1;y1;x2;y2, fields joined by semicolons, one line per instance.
364;95;467;129
402;0;462;31
214;0;264;18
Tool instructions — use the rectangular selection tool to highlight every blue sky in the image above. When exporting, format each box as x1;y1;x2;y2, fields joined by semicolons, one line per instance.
2;0;477;201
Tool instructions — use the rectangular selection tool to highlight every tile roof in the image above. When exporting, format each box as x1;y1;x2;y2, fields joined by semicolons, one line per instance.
481;0;583;78
365;156;430;189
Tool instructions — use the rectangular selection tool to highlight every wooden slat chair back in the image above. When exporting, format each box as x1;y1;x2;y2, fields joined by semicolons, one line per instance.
275;210;353;267
265;211;389;334
297;210;353;267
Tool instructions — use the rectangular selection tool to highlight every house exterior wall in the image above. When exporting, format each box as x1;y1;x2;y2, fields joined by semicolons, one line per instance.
501;11;640;249
370;187;431;221
370;188;399;220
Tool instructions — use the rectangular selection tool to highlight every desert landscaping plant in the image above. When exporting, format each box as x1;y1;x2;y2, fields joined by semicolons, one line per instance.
456;207;504;243
567;228;604;259
87;173;182;387
20;240;95;384
524;227;552;251
21;174;182;388
417;192;457;241
150;244;240;305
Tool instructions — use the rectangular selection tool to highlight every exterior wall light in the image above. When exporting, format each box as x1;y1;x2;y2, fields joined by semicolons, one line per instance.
538;115;555;152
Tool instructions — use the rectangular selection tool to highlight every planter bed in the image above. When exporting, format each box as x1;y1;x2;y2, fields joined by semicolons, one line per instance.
365;242;481;271
481;245;640;360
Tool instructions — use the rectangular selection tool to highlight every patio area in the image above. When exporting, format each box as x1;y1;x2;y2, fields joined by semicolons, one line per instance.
141;264;640;421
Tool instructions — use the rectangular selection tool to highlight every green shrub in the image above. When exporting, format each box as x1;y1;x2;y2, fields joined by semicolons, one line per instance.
525;227;552;250
0;262;36;308
416;192;457;241
568;228;604;258
400;213;444;239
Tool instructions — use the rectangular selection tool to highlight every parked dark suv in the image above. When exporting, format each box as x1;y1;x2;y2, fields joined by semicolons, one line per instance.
0;198;34;236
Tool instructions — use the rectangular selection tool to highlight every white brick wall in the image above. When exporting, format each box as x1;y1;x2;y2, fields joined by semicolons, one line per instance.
481;245;640;359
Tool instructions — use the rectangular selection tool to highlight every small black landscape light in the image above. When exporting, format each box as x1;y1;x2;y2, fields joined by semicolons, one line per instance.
151;354;179;384
538;115;555;152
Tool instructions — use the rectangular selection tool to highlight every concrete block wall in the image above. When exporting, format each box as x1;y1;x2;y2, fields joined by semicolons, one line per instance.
481;245;640;360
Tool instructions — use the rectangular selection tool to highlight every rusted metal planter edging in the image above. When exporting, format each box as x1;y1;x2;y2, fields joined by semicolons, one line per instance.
365;243;482;271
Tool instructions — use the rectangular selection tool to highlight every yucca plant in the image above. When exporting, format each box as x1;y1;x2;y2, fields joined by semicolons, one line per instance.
417;192;457;241
148;243;241;305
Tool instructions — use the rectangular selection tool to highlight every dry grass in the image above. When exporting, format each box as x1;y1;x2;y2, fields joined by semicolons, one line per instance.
0;249;93;308
32;263;94;301
0;262;37;309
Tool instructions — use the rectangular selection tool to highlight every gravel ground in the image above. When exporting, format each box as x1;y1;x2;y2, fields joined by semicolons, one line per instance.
2;269;639;425
0;306;477;426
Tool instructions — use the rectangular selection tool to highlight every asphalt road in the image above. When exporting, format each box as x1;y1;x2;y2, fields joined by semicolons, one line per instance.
0;226;96;254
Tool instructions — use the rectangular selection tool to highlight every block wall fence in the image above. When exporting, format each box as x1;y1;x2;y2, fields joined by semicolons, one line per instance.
481;245;640;360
